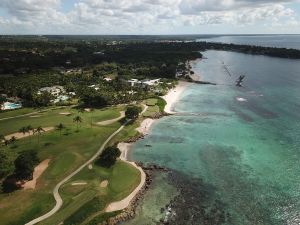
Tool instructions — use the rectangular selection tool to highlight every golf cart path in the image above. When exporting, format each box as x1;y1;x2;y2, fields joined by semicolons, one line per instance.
96;111;125;126
25;124;126;225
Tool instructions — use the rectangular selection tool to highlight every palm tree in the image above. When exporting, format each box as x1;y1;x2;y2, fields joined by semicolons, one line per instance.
34;126;45;145
73;116;82;131
56;123;65;136
19;126;27;137
9;136;17;146
26;125;33;142
0;134;5;146
26;125;33;134
90;108;94;127
3;138;9;146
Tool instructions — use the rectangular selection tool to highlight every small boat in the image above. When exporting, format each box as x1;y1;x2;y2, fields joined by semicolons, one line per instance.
145;144;152;147
236;75;245;87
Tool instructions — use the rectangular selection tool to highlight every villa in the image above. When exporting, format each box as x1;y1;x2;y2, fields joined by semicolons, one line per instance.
88;84;100;91
38;86;69;103
38;86;65;97
127;78;161;87
103;77;112;82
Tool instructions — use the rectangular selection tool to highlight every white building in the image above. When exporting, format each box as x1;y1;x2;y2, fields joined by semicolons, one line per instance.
103;77;112;82
128;79;140;87
142;79;161;86
38;86;65;97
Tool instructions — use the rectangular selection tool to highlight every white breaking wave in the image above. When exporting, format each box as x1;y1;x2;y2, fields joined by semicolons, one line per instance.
236;97;247;102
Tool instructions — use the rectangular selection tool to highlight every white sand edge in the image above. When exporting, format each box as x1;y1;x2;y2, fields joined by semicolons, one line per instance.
105;81;190;212
105;160;146;212
163;81;190;114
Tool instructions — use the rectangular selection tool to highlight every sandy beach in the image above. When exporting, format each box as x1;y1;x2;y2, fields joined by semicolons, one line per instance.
163;81;191;114
106;80;189;212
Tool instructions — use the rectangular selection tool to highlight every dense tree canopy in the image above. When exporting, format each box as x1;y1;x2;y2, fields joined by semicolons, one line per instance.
0;149;14;179
96;146;121;168
14;150;40;180
125;105;142;120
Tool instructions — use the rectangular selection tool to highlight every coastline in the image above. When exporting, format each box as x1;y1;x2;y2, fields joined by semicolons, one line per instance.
107;80;190;216
163;81;191;114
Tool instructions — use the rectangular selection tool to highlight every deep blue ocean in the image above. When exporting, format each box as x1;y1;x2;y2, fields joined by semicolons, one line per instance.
197;35;300;50
124;36;300;225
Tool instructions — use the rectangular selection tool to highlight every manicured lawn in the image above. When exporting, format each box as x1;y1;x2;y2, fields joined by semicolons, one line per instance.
0;106;127;225
0;106;121;135
42;161;141;225
145;98;158;106
143;105;160;117
0;107;37;119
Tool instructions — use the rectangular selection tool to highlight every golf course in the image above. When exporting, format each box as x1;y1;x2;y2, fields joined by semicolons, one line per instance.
0;105;142;225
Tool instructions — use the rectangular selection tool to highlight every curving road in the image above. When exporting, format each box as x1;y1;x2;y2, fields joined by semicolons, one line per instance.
25;124;126;225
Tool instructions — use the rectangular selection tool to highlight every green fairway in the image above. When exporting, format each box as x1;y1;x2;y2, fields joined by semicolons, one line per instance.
42;161;141;225
0;106;121;135
145;98;158;106
0;107;36;119
0;106;135;225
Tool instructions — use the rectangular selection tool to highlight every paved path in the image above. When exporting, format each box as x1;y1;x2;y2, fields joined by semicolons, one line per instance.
96;111;125;126
25;124;126;225
141;104;148;115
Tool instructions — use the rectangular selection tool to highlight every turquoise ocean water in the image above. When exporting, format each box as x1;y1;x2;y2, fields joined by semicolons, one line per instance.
124;50;300;225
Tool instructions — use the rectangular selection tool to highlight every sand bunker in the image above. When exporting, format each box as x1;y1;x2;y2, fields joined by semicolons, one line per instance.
29;115;42;118
5;127;54;140
100;180;109;188
59;112;72;115
23;159;50;190
71;182;87;186
88;164;93;170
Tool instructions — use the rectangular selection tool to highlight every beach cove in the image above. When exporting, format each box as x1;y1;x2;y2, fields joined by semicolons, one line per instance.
122;50;300;225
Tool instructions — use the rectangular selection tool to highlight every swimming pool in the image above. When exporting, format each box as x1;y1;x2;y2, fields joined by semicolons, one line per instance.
1;102;22;110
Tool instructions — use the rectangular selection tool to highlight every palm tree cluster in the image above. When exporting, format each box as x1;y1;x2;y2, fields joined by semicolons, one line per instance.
73;116;82;131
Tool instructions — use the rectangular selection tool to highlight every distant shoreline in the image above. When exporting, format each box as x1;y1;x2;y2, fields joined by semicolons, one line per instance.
113;80;191;217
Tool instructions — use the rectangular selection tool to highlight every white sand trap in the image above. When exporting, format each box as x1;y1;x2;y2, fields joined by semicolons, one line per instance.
96;111;125;126
84;108;91;112
100;180;108;188
5;127;54;140
59;112;72;115
29;115;42;118
88;164;93;170
71;182;87;186
23;159;50;190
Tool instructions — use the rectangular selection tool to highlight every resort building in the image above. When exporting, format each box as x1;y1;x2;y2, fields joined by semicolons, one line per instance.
128;79;140;87
38;86;65;97
103;77;112;82
38;86;69;103
127;78;161;87
88;84;100;91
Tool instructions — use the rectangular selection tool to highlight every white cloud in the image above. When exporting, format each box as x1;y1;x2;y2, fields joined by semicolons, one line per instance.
0;0;299;34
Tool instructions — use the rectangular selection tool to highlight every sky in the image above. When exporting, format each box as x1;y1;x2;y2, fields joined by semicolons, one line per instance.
0;0;300;35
